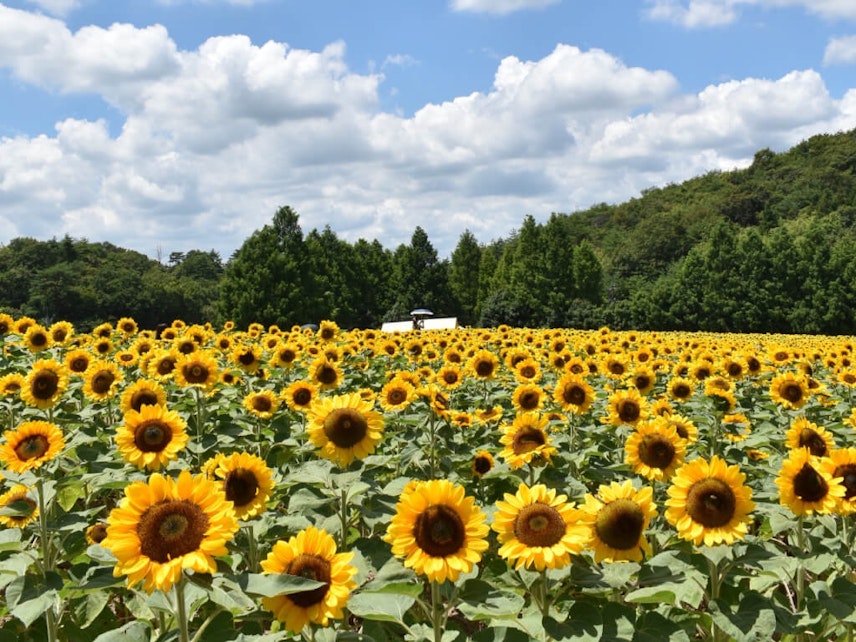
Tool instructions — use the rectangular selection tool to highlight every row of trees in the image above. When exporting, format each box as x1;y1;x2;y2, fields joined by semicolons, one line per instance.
2;128;856;333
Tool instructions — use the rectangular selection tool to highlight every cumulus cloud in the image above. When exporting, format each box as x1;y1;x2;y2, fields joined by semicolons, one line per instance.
449;0;560;16
825;35;856;65
24;0;80;16
646;0;856;27
0;6;855;260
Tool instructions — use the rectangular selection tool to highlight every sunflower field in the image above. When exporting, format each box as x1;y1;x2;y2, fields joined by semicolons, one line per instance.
2;312;856;642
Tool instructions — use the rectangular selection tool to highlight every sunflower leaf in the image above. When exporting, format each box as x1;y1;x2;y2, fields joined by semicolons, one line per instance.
238;572;325;597
91;621;151;642
10;590;57;628
346;592;415;624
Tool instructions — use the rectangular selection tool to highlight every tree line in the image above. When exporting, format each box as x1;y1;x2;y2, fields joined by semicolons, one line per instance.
2;127;856;333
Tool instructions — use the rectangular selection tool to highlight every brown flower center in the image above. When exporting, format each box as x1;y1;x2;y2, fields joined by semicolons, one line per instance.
286;554;332;607
793;463;828;502
316;364;339;386
512;427;546;455
15;435;50;461
156;358;176;376
252;395;273;413
473;455;492;475
799;428;827;457
514;502;566;547
292;388;313;406
617;399;641;424
387;388;407;405
130;390;160;412
133;420;173;453
517;391;540;411
91;370;115;394
781;382;804;404
183;362;210;384
685;478;736;528
137;499;209;563
595;499;645;550
224;468;259;507
30;332;48;347
323;408;368;448
834;464;856;500
671;383;692;399
561;383;587;406
474;359;495;378
237;351;256;366
88;522;108;543
31;370;59;400
414;504;465;557
638;434;675;470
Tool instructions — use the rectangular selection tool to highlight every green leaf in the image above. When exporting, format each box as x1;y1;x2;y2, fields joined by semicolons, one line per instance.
362;581;423;598
10;590;57;628
632;611;692;642
346;592;415;624
709;591;777;642
238;572;325;597
92;621;151;642
56;481;87;512
457;579;526;621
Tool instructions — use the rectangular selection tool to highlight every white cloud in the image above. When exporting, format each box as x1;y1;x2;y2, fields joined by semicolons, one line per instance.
25;0;80;16
449;0;559;16
0;7;855;260
825;34;856;65
646;0;856;27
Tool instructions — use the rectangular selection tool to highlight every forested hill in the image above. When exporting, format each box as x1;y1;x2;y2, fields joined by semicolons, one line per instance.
2;127;856;333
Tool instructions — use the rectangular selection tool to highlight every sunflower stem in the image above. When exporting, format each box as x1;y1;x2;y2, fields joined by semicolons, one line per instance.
706;555;725;642
193;387;206;466
36;477;58;642
428;414;437;479
537;568;551;619
430;580;444;642
175;575;191;642
245;523;259;572
339;486;350;550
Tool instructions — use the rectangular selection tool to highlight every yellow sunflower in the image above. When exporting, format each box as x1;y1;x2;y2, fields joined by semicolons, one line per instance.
602;388;648;427
829;448;856;515
435;364;464;390
775;448;844;516
552;373;595;414
492;483;587;571
174;351;219;390
0;373;24;396
513;357;542;383
475;405;504;424
82;360;124;402
269;342;301;369
120;379;167;413
379;378;417;412
261;526;357;633
115;405;189;471
1;420;65;473
630;367;657;396
86;522;109;545
769;371;810;411
204;451;274;520
147;348;180;381
667;376;696;402
385;479;489;583
624;418;686;482
581;480;657;563
0;313;14;336
512;383;545;413
306;393;384;467
21;358;68;410
102;470;239;593
0;485;38;528
309;357;344;391
23;324;52;353
231;343;263;373
665;456;755;546
282;380;318;413
785;417;835;458
243;390;281;419
468;349;500;380
65;348;93;375
472;451;494;477
498;412;557;470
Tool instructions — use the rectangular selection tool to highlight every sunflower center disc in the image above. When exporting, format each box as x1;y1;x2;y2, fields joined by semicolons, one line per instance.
138;500;210;563
782;383;804;404
414;504;465;557
519;393;539;410
618;400;640;423
685;478;737;528
225;468;259;506
131;391;159;411
595;499;645;550
287;554;332;607
135;421;171;452
33;371;59;399
513;428;545;455
293;389;312;405
514;502;565;548
253;396;272;412
793;464;829;502
799;429;827;457
323;408;369;448
16;435;49;461
563;385;586;406
186;364;208;383
639;436;675;470
838;466;856;499
92;372;115;394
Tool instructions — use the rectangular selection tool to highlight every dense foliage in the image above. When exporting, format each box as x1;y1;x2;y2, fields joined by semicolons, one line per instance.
2;128;855;332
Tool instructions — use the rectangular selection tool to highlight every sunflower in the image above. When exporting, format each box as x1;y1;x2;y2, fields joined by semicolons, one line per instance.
379;378;417;412
775;448;844;516
82;360;124;402
204;451;274;520
23;324;52;353
1;421;65;473
552;373;595;415
147;348;180;381
115;405;189;471
602;388;648;427
498;412;557;470
309;357;343;391
120;379;167;413
666;376;695;403
86;522;109;545
269;342;301;369
114;349;139;368
602;354;629;379
475;405;504;424
0;485;38;529
663;412;699;445
0;373;24;396
468;349;500;380
630;367;657;395
492;483;587;571
174;351;219;390
231;343;263;373
624;418;686;482
435;364;464;390
385;479;489;583
261;526;357;633
769;372;810;411
306;393;384;467
829;448;856;514
472;451;494;477
102;470;239;593
581;480;657;563
243;390;281;419
0;313;13;336
513;358;542;383
665;456;755;546
512;383;545;413
64;348;93;375
21;358;68;410
14;316;36;335
785;417;835;458
282;380;318;413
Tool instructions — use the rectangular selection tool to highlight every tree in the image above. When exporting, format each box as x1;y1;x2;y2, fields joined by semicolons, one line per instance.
448;230;482;326
386;227;452;320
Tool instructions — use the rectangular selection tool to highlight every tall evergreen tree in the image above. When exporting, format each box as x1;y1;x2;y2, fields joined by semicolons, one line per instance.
448;230;482;325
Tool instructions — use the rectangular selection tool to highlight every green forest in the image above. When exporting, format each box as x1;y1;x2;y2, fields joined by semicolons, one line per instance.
2;127;856;334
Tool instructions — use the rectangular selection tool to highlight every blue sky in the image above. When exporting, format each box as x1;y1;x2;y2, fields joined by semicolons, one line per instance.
1;0;855;260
